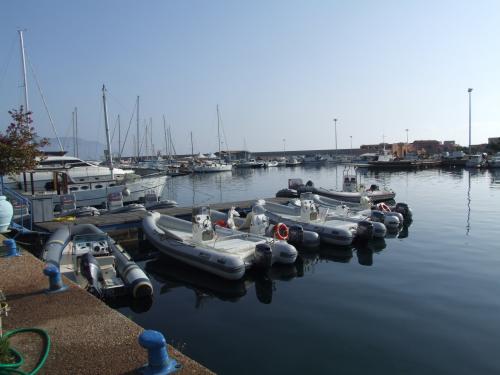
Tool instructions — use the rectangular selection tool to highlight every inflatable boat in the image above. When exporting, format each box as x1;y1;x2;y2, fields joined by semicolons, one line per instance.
43;224;153;299
292;193;400;231
209;205;320;248
142;208;298;280
257;198;376;246
276;178;395;203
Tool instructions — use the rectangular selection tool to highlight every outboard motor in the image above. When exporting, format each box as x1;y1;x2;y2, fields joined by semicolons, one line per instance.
254;243;273;269
79;252;104;298
394;203;412;222
368;184;379;192
356;221;374;241
370;211;385;223
305;180;314;187
288;225;321;248
192;207;214;242
276;189;299;198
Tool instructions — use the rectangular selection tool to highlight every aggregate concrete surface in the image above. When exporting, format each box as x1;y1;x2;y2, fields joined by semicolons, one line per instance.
0;240;214;375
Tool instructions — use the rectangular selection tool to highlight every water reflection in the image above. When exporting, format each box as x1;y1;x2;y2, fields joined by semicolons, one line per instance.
466;171;471;236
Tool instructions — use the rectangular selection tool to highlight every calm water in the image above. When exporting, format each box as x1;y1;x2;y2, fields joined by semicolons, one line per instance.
118;165;500;374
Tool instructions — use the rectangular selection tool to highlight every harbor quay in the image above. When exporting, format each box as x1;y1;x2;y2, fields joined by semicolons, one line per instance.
0;233;214;374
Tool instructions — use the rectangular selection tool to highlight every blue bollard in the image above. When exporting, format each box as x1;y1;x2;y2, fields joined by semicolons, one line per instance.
138;330;181;375
43;264;68;293
3;239;20;257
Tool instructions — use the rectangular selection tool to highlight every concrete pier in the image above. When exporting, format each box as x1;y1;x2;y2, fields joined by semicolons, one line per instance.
0;236;214;375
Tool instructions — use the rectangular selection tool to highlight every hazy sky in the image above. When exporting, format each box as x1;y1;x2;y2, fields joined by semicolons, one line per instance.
1;0;499;156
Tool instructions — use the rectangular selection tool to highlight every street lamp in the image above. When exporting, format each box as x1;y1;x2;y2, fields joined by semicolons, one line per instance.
282;138;286;158
350;135;352;150
468;88;473;155
333;118;338;154
405;129;409;144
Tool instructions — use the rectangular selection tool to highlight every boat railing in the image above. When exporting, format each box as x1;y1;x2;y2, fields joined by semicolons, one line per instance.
2;185;33;231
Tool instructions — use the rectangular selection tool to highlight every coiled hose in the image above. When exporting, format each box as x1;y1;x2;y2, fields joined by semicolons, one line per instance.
0;328;50;374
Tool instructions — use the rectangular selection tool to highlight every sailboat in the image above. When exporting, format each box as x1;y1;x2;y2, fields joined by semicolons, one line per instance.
193;105;233;173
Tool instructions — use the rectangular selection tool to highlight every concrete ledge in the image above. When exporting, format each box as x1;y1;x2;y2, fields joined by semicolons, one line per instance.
0;237;214;375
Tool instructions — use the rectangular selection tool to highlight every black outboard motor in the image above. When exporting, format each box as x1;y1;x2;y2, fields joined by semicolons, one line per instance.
287;225;320;248
394;203;412;222
254;243;273;269
305;180;314;187
370;211;385;223
288;225;304;244
80;252;104;298
356;221;374;241
368;184;379;191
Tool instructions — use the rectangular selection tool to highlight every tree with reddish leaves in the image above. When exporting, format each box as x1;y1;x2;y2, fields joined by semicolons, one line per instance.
0;107;48;188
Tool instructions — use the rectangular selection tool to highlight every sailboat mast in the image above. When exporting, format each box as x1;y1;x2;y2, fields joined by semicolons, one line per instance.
216;104;221;158
74;107;79;158
118;114;121;160
163;115;168;160
18;30;29;113
190;131;194;157
72;110;76;156
102;85;114;179
150;117;153;159
136;96;140;161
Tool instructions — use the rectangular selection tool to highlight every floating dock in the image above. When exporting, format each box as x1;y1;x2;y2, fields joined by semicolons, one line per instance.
0;235;213;375
34;197;289;233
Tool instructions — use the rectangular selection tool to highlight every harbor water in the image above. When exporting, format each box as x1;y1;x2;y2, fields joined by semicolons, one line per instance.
117;165;500;374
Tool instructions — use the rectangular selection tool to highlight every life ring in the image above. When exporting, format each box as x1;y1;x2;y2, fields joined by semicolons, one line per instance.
273;223;289;240
215;219;227;227
377;203;391;212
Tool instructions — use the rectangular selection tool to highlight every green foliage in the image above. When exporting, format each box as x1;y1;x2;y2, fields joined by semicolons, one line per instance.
0;106;48;176
0;335;14;364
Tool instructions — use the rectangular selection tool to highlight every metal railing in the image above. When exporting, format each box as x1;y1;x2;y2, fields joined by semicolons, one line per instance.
2;185;33;231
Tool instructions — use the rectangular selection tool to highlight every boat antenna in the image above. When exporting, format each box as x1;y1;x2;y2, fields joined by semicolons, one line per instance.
102;85;114;179
18;29;29;113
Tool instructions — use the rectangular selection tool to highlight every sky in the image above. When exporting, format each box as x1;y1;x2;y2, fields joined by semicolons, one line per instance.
0;0;499;156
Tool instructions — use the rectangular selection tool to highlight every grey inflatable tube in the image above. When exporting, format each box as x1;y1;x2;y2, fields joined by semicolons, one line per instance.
43;224;152;298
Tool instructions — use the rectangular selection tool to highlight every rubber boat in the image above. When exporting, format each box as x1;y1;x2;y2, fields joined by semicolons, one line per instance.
142;208;298;280
290;193;404;232
276;178;396;203
43;224;153;299
257;198;376;246
306;193;411;226
209;205;320;248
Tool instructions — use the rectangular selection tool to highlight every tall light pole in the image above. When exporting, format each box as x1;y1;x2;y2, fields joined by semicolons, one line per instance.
282;138;286;158
333;118;338;154
405;129;409;144
350;135;352;150
468;88;473;155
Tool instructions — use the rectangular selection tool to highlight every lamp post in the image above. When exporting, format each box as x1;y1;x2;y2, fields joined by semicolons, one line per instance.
405;128;409;144
333;118;338;154
282;138;286;158
468;88;473;155
350;135;352;150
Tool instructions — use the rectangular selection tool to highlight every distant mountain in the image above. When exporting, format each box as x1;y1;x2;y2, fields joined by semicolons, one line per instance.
44;137;105;160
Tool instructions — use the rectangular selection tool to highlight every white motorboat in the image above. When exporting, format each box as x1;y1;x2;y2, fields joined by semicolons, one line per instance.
465;154;486;168
234;159;265;168
43;224;153;299
285;157;302;166
210;206;320;248
302;154;327;164
192;160;233;173
489;152;500;168
143;208;298;280
257;198;376;246
264;161;279;168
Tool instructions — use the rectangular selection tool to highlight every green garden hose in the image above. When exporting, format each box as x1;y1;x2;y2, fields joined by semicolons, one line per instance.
0;328;50;375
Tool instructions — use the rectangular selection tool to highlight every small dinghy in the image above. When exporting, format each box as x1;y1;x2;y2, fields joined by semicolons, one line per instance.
143;207;298;280
43;224;153;299
210;205;320;248
276;178;396;203
258;198;376;246
293;193;400;232
307;194;411;227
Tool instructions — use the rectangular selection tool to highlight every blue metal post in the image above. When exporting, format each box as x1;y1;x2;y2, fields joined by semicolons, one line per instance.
138;330;181;374
43;264;68;293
